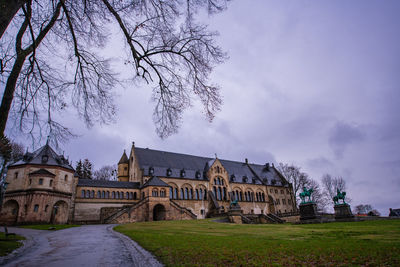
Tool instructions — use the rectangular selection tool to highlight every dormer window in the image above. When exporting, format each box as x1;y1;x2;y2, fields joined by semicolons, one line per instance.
166;168;172;177
252;178;256;184
271;179;277;185
42;155;48;163
230;174;235;182
263;178;268;184
149;167;154;175
195;171;201;179
180;169;186;177
242;176;248;183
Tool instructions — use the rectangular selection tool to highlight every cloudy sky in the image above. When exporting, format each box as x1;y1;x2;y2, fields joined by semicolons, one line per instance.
12;1;400;215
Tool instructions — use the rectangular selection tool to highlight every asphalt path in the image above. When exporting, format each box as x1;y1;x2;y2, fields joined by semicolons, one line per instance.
1;225;162;267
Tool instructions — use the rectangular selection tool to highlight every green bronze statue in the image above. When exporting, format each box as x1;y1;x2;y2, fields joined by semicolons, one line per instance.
229;199;238;208
333;188;346;205
299;187;313;204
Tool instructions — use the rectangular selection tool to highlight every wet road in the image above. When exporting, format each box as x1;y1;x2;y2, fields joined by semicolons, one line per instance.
2;225;162;267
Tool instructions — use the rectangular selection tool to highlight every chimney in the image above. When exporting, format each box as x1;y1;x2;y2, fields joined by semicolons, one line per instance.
245;158;248;164
265;163;270;171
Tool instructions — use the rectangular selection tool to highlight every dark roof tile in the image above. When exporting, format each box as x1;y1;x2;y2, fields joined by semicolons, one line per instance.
77;179;140;189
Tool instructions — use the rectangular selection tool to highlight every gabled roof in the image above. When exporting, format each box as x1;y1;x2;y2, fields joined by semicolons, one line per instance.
118;151;129;164
10;143;74;171
134;147;286;186
77;179;140;189
29;168;56;176
141;176;170;188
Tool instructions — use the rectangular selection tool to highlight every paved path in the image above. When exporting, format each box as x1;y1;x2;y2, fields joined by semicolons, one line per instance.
1;225;162;267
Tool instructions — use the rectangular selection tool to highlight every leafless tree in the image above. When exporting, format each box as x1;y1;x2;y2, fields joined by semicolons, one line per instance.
0;0;228;146
278;163;309;208
321;174;350;205
93;165;117;181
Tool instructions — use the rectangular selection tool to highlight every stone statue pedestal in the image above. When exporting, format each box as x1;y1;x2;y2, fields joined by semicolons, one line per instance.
334;204;354;220
299;202;318;220
228;205;243;224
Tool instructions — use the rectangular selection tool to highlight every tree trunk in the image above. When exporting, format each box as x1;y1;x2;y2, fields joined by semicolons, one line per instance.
0;51;28;136
0;0;27;39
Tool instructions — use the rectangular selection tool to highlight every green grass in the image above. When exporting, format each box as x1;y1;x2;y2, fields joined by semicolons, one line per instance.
115;219;400;266
0;232;25;256
19;224;80;230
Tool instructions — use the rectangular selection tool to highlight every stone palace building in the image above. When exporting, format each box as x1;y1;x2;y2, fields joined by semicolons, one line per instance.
0;142;296;224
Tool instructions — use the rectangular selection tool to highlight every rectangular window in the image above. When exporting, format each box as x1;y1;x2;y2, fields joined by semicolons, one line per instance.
39;178;43;185
15;172;18;179
34;205;39;212
49;180;53;186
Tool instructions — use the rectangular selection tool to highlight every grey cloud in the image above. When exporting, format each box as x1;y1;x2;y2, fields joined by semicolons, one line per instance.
329;121;365;159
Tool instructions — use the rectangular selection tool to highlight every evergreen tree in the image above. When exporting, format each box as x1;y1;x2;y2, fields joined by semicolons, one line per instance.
82;159;93;179
75;160;83;178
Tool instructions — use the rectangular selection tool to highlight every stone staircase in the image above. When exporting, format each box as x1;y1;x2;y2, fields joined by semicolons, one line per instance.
240;213;285;224
169;200;197;219
103;197;148;224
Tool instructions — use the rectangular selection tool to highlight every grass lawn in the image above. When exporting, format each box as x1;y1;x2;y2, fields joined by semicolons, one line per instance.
0;232;25;256
19;224;80;231
115;219;400;266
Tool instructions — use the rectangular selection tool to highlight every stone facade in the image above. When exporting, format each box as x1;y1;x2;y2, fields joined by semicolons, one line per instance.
0;142;296;225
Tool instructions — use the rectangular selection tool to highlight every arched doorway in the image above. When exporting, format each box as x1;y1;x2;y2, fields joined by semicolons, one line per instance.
50;200;69;224
268;196;276;214
1;200;19;225
153;204;166;221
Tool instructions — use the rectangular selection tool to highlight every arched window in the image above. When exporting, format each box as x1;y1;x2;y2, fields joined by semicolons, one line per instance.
213;186;217;198
91;190;95;198
195;189;199;200
160;189;166;197
184;188;188;200
97;191;101;198
102;191;105;198
221;179;224;186
120;192;124;199
204;190;207;200
181;188;184;199
262;193;265;202
133;192;136;199
223;187;227;201
174;188;178;199
86;190;90;198
199;189;203;200
169;188;173;199
152;190;158;197
190;188;193;199
81;190;85;198
106;191;110;198
217;187;222;200
116;192;119;199
126;192;130;199
65;174;68;181
217;177;221;185
112;192;115;199
251;192;254;202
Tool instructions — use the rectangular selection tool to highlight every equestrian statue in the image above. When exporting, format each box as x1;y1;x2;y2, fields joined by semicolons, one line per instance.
333;189;346;205
299;187;313;204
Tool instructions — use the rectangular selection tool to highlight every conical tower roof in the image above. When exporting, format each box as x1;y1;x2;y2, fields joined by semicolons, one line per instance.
118;150;129;164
